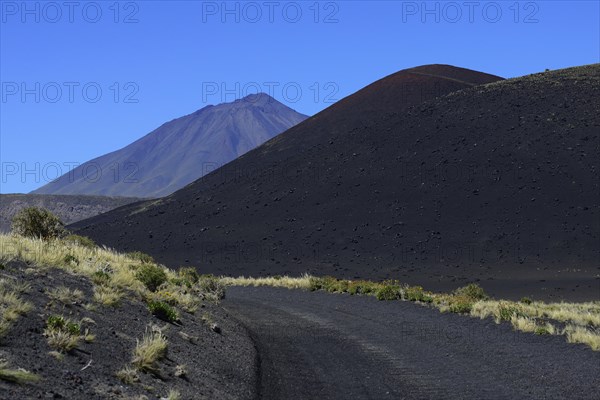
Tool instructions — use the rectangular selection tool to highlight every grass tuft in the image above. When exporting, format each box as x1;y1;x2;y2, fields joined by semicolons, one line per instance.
564;325;600;350
0;359;40;384
93;285;122;307
132;330;168;373
116;366;140;384
47;286;84;305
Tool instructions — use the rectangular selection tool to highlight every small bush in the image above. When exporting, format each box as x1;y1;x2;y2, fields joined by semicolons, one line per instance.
46;315;80;335
178;267;200;284
375;285;402;301
136;264;167;292
45;315;81;352
453;283;488;301
448;296;475;314
497;302;524;321
11;207;66;240
197;275;226;301
127;251;155;264
347;280;378;295
64;234;96;249
309;276;338;292
147;301;179;323
405;286;427;302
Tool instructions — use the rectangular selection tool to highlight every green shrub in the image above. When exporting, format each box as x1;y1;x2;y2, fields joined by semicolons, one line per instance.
448;296;474;313
453;283;488;301
197;275;226;301
147;301;179;323
375;285;402;301
136;264;167;292
347;280;378;295
333;280;349;293
46;315;66;330
497;303;524;321
404;286;434;303
11;207;66;240
177;267;200;284
127;251;155;264
309;276;341;292
46;315;80;335
64;234;96;248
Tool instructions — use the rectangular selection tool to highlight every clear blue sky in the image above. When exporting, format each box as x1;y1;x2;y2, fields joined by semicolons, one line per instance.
1;0;598;193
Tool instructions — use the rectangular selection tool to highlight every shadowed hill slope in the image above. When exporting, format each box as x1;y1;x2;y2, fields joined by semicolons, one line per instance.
0;194;142;232
73;64;599;300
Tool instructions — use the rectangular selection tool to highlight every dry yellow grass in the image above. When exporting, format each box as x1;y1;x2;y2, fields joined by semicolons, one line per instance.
0;359;40;384
45;330;80;353
0;234;205;313
564;325;600;350
0;279;33;339
132;330;168;372
47;286;84;305
510;316;537;333
116;366;140;384
93;285;123;307
165;389;181;400
221;274;313;290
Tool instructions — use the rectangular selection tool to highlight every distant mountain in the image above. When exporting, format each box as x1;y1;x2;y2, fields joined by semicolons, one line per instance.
0;194;141;233
33;94;308;197
73;64;600;300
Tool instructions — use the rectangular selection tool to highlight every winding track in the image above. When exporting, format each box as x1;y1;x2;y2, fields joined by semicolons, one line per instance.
223;286;600;400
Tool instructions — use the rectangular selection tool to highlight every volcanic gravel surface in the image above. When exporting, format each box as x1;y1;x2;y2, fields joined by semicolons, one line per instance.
0;261;256;400
224;286;600;400
73;64;600;301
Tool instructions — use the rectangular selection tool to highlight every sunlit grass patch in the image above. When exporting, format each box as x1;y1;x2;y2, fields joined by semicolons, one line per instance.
222;274;312;290
0;280;33;340
92;285;123;307
564;325;600;350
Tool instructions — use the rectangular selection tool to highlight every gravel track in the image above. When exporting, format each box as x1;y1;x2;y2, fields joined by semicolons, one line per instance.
224;286;600;400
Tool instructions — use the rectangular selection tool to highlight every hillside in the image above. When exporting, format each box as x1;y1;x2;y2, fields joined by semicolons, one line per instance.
72;64;599;300
0;194;142;233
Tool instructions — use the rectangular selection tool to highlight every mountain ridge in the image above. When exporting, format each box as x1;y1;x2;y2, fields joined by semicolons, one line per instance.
33;93;308;198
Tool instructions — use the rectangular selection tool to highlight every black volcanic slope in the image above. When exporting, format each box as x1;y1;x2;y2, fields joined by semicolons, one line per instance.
73;64;600;300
